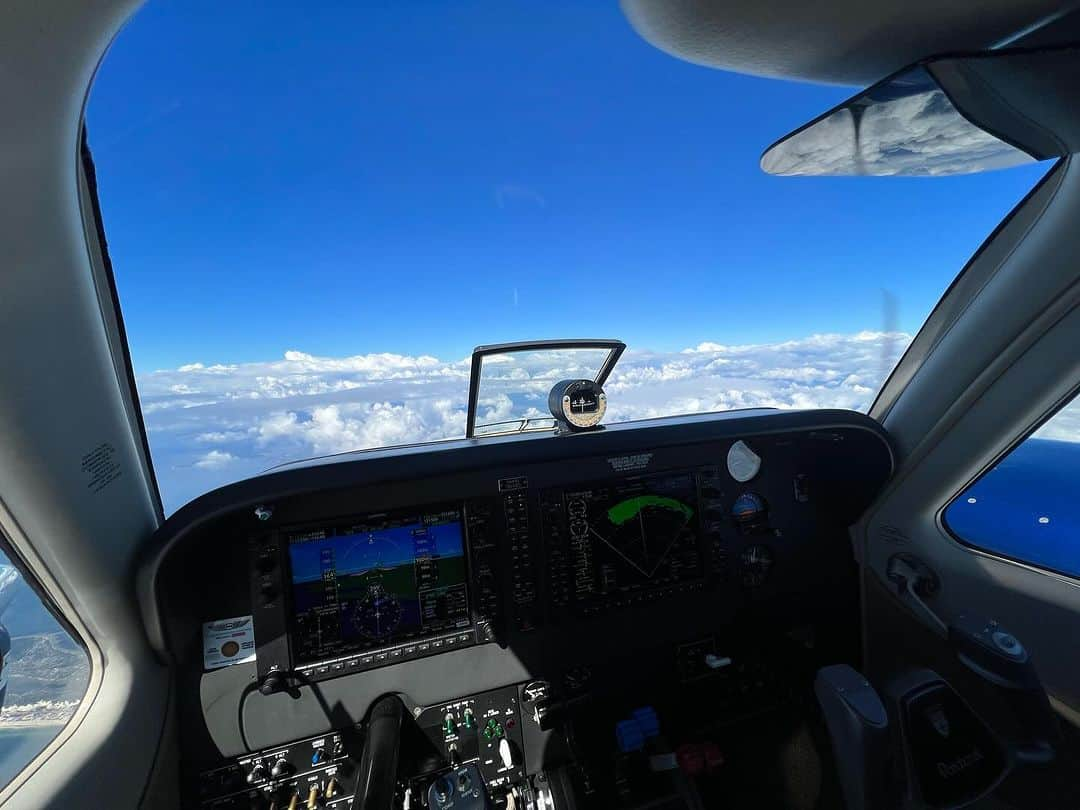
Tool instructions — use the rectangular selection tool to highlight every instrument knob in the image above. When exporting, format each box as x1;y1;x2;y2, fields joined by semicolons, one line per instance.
270;758;292;778
433;776;453;803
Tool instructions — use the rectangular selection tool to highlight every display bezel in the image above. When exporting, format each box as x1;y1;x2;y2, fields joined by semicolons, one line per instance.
542;468;710;610
281;500;476;668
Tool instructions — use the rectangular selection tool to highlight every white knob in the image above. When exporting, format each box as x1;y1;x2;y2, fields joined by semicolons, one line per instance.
498;737;514;769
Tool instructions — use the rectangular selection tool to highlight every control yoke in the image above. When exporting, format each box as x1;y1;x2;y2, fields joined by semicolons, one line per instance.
354;695;405;810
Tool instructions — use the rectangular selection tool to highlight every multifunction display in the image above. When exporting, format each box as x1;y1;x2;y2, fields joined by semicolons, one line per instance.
287;505;471;665
543;472;704;610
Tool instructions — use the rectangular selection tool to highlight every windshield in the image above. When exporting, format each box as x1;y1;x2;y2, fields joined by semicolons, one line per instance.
88;3;1049;514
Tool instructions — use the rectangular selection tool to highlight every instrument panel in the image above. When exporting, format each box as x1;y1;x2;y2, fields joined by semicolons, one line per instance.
250;464;746;688
228;414;892;693
140;407;893;793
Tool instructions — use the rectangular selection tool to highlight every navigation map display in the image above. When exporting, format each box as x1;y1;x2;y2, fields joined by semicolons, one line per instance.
287;505;470;665
558;472;703;601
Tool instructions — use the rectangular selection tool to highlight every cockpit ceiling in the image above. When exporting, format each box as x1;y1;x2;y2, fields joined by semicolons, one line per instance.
620;0;1080;85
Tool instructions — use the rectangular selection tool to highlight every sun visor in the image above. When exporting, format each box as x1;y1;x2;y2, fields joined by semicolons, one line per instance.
761;46;1080;176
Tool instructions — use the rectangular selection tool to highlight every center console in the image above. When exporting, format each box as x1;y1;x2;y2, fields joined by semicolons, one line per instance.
199;632;834;810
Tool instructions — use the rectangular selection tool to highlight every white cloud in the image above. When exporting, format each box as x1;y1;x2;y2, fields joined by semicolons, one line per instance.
176;362;237;374
761;83;1033;177
134;333;1080;518
194;450;237;469
195;430;248;443
1033;398;1080;443
254;402;454;456
139;332;916;512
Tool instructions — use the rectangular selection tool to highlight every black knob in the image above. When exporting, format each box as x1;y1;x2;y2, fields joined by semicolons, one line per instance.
270;758;292;778
457;770;472;792
259;670;286;696
433;776;453;802
256;552;277;573
534;701;551;726
533;699;566;731
247;764;268;784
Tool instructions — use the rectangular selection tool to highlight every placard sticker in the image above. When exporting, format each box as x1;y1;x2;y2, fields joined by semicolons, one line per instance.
203;615;256;670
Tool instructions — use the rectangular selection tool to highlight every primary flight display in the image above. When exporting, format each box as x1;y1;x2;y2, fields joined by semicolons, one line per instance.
287;505;470;664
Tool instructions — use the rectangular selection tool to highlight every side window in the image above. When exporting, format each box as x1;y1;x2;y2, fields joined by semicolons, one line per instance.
945;397;1080;576
0;546;89;788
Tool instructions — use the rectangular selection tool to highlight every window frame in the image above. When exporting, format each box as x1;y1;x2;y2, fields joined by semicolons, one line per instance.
80;130;165;523
870;160;1063;423
0;513;101;800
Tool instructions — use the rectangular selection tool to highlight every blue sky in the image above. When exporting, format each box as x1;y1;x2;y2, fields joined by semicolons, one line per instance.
89;1;1046;372
86;2;1052;512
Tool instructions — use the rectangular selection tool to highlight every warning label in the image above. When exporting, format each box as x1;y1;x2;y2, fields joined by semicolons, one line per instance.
81;442;121;493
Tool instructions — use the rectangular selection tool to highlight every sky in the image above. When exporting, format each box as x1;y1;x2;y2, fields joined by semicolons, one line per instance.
86;1;1052;512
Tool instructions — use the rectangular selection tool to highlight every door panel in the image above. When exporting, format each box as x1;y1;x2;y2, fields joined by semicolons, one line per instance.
856;297;1080;807
862;304;1080;714
848;149;1080;807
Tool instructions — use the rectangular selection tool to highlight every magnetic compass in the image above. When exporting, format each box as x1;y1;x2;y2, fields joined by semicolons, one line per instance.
548;379;607;432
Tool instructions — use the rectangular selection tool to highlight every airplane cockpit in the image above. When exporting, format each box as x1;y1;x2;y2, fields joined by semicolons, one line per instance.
3;1;1080;809
158;340;894;809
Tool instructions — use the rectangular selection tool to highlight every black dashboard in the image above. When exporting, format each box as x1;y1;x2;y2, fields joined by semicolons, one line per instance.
140;408;893;809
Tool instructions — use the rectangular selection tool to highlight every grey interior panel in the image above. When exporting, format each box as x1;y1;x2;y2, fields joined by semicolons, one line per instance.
620;0;1076;85
861;160;1080;716
863;301;1080;713
0;0;172;807
871;161;1066;422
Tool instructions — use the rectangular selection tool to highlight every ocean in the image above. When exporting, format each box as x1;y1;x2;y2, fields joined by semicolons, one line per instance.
944;437;1080;577
0;727;60;788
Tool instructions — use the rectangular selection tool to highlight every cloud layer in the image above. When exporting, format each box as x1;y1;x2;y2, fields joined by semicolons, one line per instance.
139;331;911;512
761;79;1033;177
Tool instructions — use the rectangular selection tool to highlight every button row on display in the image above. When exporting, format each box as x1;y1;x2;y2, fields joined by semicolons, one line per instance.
298;631;477;682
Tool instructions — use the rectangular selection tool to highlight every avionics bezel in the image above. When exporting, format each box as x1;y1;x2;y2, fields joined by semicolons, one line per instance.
281;500;481;680
542;467;716;614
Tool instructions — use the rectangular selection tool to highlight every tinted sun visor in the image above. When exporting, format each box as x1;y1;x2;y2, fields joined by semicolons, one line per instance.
761;46;1080;176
